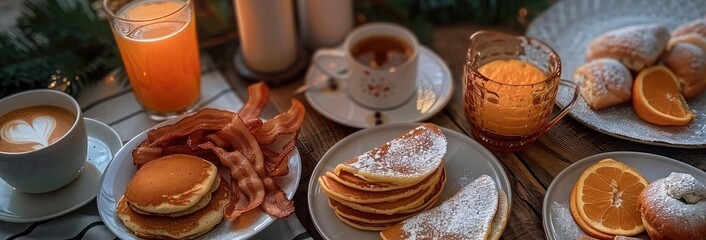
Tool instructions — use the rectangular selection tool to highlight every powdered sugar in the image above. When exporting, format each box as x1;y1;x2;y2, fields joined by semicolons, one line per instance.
575;58;632;100
665;172;706;204
641;174;706;228
346;124;446;179
551;202;581;239
587;24;669;65
400;175;498;240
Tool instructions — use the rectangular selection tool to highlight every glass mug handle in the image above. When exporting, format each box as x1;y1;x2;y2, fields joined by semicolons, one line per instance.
542;79;580;132
312;49;350;79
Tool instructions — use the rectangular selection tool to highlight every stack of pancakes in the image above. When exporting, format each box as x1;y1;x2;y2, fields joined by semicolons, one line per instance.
116;154;230;239
319;123;448;230
380;175;510;240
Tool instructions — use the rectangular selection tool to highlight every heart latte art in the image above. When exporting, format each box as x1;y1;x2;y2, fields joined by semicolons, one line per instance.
1;116;57;149
0;105;75;153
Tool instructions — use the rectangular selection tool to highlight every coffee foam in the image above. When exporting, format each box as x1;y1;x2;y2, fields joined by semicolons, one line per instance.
0;105;75;153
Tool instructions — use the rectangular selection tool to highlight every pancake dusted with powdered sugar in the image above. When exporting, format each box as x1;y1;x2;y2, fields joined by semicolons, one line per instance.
334;123;446;185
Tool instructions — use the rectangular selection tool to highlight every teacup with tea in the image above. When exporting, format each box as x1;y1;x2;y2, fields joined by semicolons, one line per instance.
313;23;419;110
0;90;88;193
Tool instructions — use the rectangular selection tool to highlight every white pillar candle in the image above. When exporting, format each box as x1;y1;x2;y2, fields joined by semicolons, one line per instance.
298;0;353;49
234;0;297;73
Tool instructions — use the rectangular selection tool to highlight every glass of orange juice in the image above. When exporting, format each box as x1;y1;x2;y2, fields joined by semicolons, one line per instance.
104;0;200;121
464;31;579;152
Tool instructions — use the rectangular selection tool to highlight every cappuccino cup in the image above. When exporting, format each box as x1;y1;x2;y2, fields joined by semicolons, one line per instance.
313;23;419;110
0;90;87;193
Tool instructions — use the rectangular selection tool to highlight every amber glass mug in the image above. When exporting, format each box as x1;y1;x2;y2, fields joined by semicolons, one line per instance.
464;31;579;152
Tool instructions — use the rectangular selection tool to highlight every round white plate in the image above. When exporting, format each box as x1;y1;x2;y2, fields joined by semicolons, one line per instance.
0;118;122;223
97;114;302;240
308;122;511;239
543;151;706;240
304;46;454;129
527;0;706;148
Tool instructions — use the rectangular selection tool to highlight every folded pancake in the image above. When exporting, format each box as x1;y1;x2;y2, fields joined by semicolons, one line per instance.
319;166;443;203
327;170;409;192
334;123;446;185
117;178;230;240
329;171;446;225
124;154;219;215
489;190;510;240
324;171;443;215
380;175;500;240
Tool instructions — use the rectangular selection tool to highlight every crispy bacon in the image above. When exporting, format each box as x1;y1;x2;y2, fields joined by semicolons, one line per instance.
262;134;297;177
217;115;295;218
132;146;162;167
147;109;235;146
239;82;269;121
253;100;306;146
261;177;295;218
202;142;265;220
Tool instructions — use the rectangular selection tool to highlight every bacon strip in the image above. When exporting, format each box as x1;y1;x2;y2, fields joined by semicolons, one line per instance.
261;177;295;218
147;109;235;146
132;146;162;167
262;134;297;177
218;114;295;218
239;82;269;121
201;142;265;220
253;100;306;146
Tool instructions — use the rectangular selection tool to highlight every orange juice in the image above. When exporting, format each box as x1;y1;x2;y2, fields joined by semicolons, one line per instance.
112;0;200;116
475;59;548;135
478;59;546;85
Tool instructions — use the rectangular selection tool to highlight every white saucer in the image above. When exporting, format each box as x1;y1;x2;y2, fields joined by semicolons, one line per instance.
304;46;454;128
0;118;122;223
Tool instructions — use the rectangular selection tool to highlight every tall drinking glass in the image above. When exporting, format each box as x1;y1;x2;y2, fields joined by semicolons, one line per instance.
104;0;201;121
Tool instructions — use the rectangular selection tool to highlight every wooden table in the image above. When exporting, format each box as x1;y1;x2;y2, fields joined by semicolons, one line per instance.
207;24;706;239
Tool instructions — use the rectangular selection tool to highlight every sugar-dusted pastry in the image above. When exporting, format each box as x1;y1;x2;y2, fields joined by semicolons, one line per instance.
586;24;669;71
637;172;706;240
573;58;633;110
663;42;706;98
668;17;706;52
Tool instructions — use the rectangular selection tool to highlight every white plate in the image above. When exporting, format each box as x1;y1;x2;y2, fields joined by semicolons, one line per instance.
97;114;302;240
304;46;453;129
527;0;706;148
542;151;706;240
0;118;122;223
307;122;511;239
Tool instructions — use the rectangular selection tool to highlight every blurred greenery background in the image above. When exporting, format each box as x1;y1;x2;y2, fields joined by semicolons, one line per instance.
0;0;551;98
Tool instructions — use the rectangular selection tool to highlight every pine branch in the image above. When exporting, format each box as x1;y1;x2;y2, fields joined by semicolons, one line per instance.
0;0;120;98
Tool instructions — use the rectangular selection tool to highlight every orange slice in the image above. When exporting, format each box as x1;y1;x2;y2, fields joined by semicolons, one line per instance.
575;159;648;236
632;66;696;126
570;183;615;240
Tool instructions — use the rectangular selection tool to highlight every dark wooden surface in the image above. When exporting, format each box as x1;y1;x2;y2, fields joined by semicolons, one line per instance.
208;24;706;240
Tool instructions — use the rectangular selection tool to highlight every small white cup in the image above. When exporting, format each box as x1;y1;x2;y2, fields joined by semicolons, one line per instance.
0;90;87;193
313;23;419;110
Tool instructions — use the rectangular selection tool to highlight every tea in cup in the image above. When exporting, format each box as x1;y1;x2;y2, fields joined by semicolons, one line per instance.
464;31;579;152
313;23;419;110
0;90;88;193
